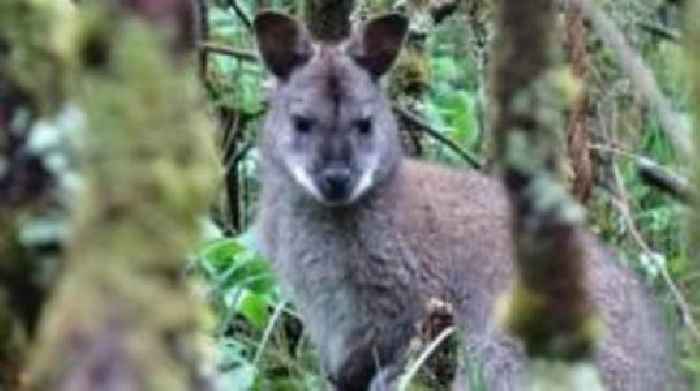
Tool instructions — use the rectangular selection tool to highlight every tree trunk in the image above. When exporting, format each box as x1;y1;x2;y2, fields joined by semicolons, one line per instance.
565;2;593;204
489;0;601;387
1;1;218;390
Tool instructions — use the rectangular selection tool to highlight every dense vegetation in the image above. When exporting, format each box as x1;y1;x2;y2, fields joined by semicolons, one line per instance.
196;0;698;389
0;0;698;390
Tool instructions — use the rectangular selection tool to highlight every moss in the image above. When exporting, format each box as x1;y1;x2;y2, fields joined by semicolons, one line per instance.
389;46;431;99
496;283;602;361
0;0;78;115
26;9;218;391
489;3;604;385
527;360;604;391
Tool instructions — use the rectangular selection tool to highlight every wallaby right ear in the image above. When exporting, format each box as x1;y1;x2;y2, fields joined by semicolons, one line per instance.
254;11;313;80
346;14;408;79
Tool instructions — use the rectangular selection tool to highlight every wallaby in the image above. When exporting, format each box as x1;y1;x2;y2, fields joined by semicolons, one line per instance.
253;11;680;391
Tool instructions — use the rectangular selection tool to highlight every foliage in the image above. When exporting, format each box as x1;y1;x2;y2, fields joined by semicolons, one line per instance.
197;0;697;389
193;232;323;390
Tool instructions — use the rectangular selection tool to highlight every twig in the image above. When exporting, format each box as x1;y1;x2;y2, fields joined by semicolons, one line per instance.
253;300;287;366
637;158;692;203
394;105;483;169
225;0;253;31
198;42;258;62
609;163;700;343
398;326;456;391
430;0;460;24
221;110;241;163
224;140;254;173
637;22;681;43
569;0;692;157
589;144;693;202
195;0;210;81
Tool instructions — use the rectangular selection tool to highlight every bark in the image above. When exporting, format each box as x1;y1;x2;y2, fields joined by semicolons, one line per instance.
565;2;593;204
390;0;459;156
489;0;600;373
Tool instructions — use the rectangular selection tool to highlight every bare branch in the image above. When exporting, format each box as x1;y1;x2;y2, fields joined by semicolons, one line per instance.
638;159;693;202
224;140;254;173
195;0;209;81
430;0;459;24
198;42;258;62
225;0;252;31
589;144;693;202
394;105;483;169
637;22;682;43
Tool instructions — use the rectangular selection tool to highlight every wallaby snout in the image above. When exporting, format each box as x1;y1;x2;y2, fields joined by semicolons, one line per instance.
319;166;353;202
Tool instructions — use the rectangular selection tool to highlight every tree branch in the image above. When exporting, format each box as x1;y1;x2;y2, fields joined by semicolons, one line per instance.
394;105;483;169
430;0;460;24
198;42;258;62
195;0;210;81
638;158;693;202
225;0;252;31
589;144;693;202
637;22;681;43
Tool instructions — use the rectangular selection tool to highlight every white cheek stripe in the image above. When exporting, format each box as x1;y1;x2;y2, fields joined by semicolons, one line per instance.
290;164;325;202
349;158;377;202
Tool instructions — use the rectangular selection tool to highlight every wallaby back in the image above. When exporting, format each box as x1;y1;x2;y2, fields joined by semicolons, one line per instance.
254;11;680;391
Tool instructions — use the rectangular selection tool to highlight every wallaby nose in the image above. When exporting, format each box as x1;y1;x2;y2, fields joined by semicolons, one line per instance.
319;168;352;201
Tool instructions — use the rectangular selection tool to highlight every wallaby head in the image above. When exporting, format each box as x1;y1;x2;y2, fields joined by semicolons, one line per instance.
254;12;408;205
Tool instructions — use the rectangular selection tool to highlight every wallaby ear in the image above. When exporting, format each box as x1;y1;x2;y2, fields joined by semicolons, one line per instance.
254;11;313;80
347;13;408;78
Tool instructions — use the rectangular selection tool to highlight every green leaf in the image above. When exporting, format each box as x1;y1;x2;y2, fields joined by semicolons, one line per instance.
237;291;270;330
199;238;246;270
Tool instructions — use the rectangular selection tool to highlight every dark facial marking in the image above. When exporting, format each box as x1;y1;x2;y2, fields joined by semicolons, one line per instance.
317;46;344;124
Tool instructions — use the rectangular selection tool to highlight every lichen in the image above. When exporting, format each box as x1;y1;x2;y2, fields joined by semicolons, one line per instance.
25;7;218;390
0;0;78;115
496;284;603;361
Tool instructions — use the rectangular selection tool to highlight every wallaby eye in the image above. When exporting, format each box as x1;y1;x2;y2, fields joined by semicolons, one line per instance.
355;118;372;135
293;115;313;134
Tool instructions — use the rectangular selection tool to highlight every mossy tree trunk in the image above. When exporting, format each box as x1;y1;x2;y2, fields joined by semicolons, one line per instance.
489;0;602;388
2;1;218;390
389;0;459;157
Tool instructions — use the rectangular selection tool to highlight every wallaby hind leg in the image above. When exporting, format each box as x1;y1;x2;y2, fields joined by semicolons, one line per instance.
454;332;526;391
326;316;417;391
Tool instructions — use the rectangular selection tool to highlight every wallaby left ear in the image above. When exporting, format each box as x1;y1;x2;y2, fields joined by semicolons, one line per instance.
254;11;313;80
347;14;409;79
